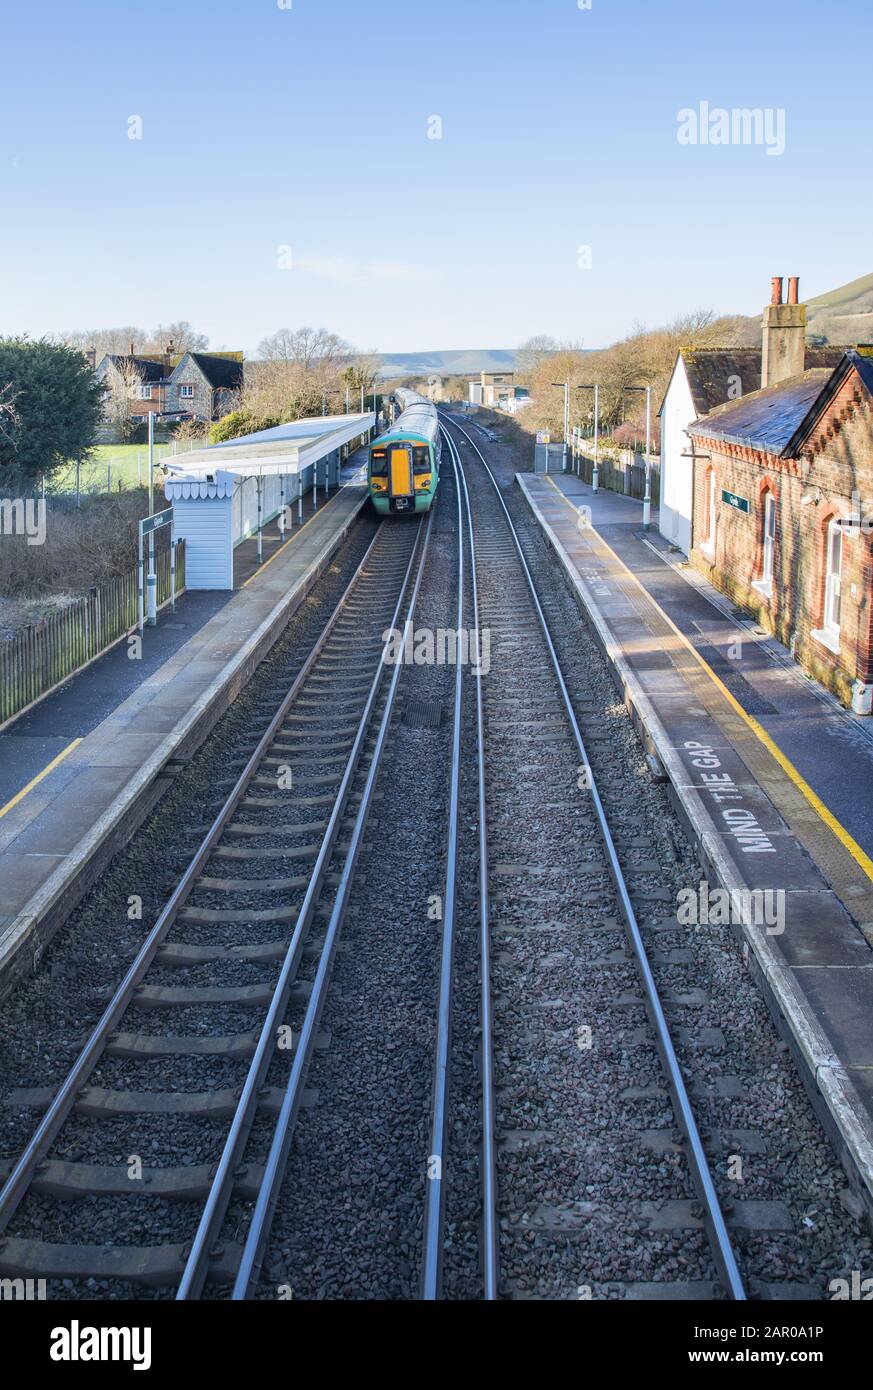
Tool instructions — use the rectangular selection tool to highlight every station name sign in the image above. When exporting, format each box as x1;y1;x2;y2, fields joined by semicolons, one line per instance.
721;489;750;514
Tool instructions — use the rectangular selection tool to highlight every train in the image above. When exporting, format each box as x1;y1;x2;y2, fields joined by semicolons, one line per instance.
367;388;441;514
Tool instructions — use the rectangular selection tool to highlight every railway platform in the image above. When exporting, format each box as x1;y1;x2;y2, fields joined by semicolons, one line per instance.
0;464;369;999
519;469;873;1222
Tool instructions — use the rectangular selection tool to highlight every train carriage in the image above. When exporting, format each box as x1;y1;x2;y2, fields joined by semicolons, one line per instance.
368;388;441;514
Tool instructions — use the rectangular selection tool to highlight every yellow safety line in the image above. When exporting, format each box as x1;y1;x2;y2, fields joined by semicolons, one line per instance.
0;738;83;822
543;474;873;882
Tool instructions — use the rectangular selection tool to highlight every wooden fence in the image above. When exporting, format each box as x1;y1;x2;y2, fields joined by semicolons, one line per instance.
0;541;185;727
574;448;661;506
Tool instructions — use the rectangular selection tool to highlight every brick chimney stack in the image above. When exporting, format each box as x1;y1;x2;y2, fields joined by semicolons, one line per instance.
762;275;807;388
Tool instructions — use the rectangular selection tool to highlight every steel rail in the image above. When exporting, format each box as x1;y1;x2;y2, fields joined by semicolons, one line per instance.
442;426;499;1299
0;524;388;1240
420;438;466;1299
232;508;436;1299
442;414;747;1302
177;518;426;1298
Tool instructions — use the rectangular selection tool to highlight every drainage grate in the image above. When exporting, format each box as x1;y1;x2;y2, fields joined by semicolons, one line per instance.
403;699;444;729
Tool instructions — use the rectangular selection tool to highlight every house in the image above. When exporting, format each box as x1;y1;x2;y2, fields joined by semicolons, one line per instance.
659;350;763;552
94;353;171;420
166;353;244;423
658;281;843;554
469;371;517;409
687;336;873;712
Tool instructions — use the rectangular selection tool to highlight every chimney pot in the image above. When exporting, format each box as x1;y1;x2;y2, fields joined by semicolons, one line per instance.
787;276;800;305
770;276;784;306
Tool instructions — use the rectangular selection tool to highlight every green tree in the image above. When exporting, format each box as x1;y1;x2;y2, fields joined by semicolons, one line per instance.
0;338;104;478
209;409;278;444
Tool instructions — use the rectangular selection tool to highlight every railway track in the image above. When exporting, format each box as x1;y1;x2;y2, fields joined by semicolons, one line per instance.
437;416;746;1300
0;515;431;1298
0;425;862;1301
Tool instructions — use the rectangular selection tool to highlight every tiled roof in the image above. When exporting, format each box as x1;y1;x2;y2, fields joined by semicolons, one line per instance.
104;355;167;383
181;353;244;389
663;345;846;418
688;369;834;456
680;349;763;415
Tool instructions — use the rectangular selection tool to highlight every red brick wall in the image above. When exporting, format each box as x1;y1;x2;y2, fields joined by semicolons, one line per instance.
690;372;873;704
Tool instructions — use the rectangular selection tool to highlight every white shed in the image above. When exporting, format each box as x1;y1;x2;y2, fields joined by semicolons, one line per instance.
164;473;235;589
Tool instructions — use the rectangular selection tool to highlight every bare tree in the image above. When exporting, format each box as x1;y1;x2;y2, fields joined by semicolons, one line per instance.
257;327;353;374
516;335;559;380
0;381;20;452
60;326;148;358
60;321;210;359
146;321;209;354
103;359;143;443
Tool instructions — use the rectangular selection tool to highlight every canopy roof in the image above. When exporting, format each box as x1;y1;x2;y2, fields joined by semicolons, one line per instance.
163;412;375;481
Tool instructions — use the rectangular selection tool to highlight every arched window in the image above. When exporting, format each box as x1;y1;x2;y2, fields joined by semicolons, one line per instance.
812;515;844;655
756;490;776;593
702;467;716;552
823;517;843;638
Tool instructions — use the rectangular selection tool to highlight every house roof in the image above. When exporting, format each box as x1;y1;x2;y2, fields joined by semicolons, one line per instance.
679;349;763;416
176;353;244;389
101;355;167;383
688;369;835;456
660;344;845;418
782;349;873;455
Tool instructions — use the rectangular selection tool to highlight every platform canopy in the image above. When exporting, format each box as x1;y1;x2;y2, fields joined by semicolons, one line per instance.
163;412;375;481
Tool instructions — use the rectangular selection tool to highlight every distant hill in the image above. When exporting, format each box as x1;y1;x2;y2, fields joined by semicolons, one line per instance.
807;272;873;343
374;275;873;378
376;349;519;380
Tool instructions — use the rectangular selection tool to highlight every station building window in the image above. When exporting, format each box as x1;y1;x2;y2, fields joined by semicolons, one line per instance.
701;466;716;554
754;490;776;597
812;515;844;655
180;384;194;399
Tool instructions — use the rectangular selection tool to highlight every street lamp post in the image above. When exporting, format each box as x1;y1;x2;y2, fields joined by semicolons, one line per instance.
551;382;570;472
622;385;653;529
576;385;600;491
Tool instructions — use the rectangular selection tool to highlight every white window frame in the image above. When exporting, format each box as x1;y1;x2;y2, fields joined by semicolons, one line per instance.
824;518;843;635
139;384;153;400
753;491;776;597
701;468;716;555
179;384;195;399
812;517;843;655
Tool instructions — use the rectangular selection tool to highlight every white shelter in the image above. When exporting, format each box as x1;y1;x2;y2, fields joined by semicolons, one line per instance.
164;413;374;589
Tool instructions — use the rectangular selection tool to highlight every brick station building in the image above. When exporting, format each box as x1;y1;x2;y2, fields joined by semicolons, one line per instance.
687;279;873;712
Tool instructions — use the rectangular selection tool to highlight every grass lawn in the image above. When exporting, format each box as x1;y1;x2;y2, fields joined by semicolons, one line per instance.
53;441;208;494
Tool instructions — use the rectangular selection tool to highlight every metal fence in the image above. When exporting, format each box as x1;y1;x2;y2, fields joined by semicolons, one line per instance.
0;540;185;727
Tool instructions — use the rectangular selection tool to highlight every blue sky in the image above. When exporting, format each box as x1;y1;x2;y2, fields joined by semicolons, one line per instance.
1;0;870;353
